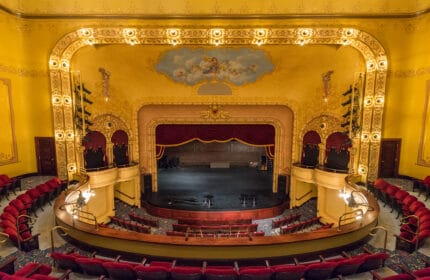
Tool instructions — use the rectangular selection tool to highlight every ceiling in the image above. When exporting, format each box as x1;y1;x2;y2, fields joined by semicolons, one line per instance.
1;0;430;18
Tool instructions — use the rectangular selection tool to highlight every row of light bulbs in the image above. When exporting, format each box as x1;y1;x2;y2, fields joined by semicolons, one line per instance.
49;27;387;72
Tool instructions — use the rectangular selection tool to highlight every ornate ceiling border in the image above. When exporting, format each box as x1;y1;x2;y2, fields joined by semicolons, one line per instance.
1;3;430;19
48;26;387;182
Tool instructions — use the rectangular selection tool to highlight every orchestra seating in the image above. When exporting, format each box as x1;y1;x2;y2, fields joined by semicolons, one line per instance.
272;213;301;228
368;178;430;252
412;175;430;201
172;223;259;234
108;216;151;233
0;174;21;202
0;259;71;280
0;177;66;251
280;217;321;234
177;218;252;226
128;212;158;227
46;246;392;280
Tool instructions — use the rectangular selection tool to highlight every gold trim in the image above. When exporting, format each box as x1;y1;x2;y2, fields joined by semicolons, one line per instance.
0;78;18;165
49;26;387;182
1;3;430;19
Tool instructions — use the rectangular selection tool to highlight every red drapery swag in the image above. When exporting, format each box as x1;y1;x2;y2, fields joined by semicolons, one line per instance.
155;124;275;159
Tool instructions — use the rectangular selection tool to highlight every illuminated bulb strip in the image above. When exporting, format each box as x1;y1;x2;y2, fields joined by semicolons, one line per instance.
166;28;181;46
253;28;268;46
210;29;224;46
123;28;140;45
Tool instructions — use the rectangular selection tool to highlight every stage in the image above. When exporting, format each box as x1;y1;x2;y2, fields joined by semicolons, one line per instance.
143;166;286;211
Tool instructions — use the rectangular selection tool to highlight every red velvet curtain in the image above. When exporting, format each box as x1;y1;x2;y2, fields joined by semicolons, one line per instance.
303;130;321;145
111;130;128;145
326;132;351;152
156;124;275;158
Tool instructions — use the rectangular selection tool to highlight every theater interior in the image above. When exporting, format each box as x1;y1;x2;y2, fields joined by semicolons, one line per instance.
1;1;430;279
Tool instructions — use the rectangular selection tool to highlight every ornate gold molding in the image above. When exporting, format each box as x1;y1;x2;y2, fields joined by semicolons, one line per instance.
0;63;47;77
2;2;430;19
49;26;387;182
393;67;430;78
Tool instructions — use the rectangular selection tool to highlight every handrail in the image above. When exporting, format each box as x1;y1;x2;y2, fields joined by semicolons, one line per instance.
296;190;313;201
73;210;99;230
338;209;363;231
0;232;9;243
50;226;68;253
369;226;388;252
114;189;135;200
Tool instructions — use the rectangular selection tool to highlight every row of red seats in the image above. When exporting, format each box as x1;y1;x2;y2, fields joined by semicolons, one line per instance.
0;174;21;203
166;230;265;238
177;218;252;226
108;216;151;233
371;259;430;280
128;212;158;227
412;175;430;201
0;177;66;251
0;257;71;280
280;216;321;234
370;178;430;252
272;213;301;228
172;223;258;233
50;247;389;280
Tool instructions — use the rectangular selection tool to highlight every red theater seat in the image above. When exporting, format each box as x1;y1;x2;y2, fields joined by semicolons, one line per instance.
75;257;109;276
238;267;273;280
102;261;137;280
205;267;239;280
135;265;171;280
271;264;306;280
170;266;203;280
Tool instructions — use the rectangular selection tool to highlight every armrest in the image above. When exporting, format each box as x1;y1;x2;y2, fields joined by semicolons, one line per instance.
422;258;430;267
58;269;72;280
264;260;270;268
0;257;17;274
396;264;411;274
362;247;373;254
341;251;351;258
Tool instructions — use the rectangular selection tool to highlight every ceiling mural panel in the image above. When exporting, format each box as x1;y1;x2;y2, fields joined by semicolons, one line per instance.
155;48;274;86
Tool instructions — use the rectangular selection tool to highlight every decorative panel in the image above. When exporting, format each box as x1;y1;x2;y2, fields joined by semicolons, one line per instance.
0;78;18;165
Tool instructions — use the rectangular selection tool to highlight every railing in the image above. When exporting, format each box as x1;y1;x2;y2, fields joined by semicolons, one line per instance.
73;209;99;230
296;190;313;201
338;209;364;231
369;226;388;252
50;225;68;253
115;188;135;200
0;232;9;244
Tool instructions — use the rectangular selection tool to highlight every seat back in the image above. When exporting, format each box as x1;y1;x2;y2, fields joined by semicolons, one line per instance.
102;262;137;280
135;265;171;280
239;267;273;280
170;266;203;280
304;262;337;280
272;264;306;280
357;253;389;273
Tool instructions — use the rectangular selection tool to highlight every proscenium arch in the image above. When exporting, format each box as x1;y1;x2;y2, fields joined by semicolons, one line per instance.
49;26;387;182
137;104;292;192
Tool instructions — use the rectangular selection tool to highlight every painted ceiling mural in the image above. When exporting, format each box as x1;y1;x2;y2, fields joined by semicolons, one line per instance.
155;48;274;86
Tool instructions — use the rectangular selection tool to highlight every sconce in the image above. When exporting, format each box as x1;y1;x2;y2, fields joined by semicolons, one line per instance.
62;189;95;219
345;190;374;212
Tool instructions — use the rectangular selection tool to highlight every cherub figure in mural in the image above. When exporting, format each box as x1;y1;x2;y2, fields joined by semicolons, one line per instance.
201;56;219;75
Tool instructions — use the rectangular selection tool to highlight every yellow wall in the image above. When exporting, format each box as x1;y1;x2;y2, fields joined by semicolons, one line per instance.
1;8;430;179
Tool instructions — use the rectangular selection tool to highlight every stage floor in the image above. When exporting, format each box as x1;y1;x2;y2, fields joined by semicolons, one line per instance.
143;166;286;211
